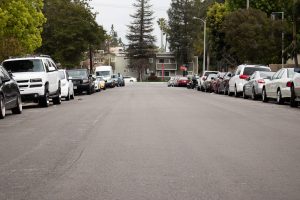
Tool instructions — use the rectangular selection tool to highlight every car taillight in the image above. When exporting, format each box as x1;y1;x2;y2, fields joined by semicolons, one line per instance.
286;81;292;87
257;79;265;84
239;75;249;79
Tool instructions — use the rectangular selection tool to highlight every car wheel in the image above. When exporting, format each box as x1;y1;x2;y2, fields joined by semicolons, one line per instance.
243;88;248;99
251;87;257;100
53;93;62;105
39;89;50;107
53;85;62;105
11;95;22;114
65;91;70;101
276;89;284;105
0;96;5;119
234;86;240;97
290;85;298;107
262;88;268;102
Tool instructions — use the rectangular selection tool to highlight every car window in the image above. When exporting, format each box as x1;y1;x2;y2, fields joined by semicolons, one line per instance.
58;71;66;80
47;60;56;72
67;70;88;78
260;72;274;79
277;69;285;79
3;59;45;73
243;67;270;76
272;70;281;79
0;67;6;80
288;68;298;78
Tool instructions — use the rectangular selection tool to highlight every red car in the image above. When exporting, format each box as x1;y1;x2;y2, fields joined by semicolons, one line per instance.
177;77;189;87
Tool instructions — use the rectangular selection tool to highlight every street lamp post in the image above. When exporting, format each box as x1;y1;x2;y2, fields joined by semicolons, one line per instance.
247;0;249;9
193;17;206;75
272;12;285;68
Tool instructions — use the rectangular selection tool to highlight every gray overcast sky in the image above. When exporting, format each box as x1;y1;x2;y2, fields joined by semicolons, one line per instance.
89;0;171;46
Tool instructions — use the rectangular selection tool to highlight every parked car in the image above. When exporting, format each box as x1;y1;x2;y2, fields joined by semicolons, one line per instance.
202;74;217;92
58;69;74;100
95;66;114;88
228;65;271;97
211;72;226;93
97;76;106;90
262;68;295;104
187;75;199;89
218;72;234;95
2;55;61;107
242;71;275;100
0;65;22;119
167;77;176;87
111;74;124;87
177;77;189;87
290;68;300;107
67;69;95;95
198;71;218;91
124;76;137;83
94;76;106;91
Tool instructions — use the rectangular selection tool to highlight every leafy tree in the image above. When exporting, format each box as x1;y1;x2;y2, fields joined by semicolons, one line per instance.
168;0;195;66
109;25;123;47
222;8;284;64
0;0;46;61
226;0;286;14
207;2;235;68
38;0;105;68
126;0;156;81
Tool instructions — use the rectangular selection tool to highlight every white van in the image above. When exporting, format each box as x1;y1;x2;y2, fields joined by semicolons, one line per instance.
95;66;114;87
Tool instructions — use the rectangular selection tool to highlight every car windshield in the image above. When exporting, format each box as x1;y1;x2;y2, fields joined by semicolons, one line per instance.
68;70;88;78
96;71;110;77
3;59;44;73
58;71;66;80
243;67;270;75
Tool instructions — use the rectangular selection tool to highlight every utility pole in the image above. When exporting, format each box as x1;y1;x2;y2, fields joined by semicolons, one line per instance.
89;46;93;74
247;0;249;9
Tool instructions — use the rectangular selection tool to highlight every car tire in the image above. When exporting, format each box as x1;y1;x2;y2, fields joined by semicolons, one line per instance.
243;88;248;99
11;95;22;114
39;88;50;107
251;87;257;100
262;88;268;102
276;89;284;105
0;96;5;119
65;91;70;101
234;86;240;97
290;85;298;107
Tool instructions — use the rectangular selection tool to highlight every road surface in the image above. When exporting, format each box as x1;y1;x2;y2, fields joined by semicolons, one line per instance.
0;83;299;200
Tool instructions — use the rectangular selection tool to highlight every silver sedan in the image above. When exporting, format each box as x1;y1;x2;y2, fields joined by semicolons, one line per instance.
243;71;275;100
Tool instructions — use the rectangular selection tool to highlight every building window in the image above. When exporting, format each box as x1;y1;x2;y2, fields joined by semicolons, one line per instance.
164;71;170;77
159;59;164;63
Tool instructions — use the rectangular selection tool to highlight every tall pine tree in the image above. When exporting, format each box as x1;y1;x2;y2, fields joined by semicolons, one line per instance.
168;0;195;67
126;0;156;81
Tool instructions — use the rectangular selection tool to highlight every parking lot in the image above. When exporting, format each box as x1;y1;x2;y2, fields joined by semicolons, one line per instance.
0;83;300;200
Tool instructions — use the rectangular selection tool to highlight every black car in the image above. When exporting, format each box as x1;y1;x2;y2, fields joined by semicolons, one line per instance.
0;65;22;119
67;69;95;95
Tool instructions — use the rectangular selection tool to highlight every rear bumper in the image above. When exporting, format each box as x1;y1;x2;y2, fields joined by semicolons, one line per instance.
74;84;90;92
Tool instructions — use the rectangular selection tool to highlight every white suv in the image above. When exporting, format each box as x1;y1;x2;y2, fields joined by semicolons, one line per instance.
228;64;271;97
2;56;61;107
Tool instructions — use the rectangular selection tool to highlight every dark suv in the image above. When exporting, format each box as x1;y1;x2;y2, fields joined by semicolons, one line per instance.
67;69;95;95
0;65;22;119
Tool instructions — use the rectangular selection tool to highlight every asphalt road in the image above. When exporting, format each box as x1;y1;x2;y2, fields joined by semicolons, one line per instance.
0;83;300;200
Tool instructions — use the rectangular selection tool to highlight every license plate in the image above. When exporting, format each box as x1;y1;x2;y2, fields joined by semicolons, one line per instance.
74;86;77;89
